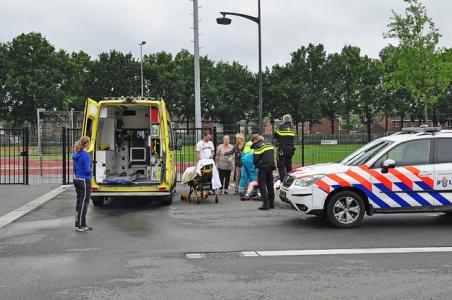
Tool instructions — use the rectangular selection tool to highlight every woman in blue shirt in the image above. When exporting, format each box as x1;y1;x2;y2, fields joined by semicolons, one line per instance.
72;136;93;232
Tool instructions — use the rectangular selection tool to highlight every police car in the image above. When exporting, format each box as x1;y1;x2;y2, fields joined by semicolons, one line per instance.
279;127;452;228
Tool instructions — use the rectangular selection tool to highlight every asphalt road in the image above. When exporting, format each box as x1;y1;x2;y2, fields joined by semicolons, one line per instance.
1;185;452;299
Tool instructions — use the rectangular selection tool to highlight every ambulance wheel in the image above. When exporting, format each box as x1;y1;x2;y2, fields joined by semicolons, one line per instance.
161;192;173;206
326;191;365;228
92;197;105;207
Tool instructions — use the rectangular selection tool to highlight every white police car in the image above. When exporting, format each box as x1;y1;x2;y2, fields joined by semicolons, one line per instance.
279;127;452;228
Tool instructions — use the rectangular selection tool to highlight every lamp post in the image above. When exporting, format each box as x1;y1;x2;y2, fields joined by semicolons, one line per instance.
139;41;146;98
217;0;263;134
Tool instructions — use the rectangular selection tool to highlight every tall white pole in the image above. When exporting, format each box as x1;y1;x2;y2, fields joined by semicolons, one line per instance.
140;43;144;98
193;0;202;130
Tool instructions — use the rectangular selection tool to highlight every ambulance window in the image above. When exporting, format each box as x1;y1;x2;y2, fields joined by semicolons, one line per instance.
86;118;93;139
436;139;452;164
167;122;174;149
375;139;431;168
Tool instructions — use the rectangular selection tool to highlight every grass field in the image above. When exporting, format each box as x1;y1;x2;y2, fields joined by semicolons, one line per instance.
1;144;364;166
174;144;364;165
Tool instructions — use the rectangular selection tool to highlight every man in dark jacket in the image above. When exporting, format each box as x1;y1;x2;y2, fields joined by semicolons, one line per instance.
251;134;275;210
274;114;295;180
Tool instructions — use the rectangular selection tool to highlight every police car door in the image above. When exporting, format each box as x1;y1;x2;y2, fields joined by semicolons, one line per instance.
371;139;434;211
432;138;452;207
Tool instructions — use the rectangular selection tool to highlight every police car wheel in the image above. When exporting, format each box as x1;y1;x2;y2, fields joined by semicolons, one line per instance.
326;191;365;228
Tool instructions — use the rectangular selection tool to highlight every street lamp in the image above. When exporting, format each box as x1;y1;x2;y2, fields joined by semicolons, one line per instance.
217;0;263;134
139;41;146;98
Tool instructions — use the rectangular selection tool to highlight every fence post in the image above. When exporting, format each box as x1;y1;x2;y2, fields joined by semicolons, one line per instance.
24;128;29;185
301;123;305;167
62;127;66;185
213;126;217;148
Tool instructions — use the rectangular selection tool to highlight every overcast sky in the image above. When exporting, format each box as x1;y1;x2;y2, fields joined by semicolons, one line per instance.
1;0;451;72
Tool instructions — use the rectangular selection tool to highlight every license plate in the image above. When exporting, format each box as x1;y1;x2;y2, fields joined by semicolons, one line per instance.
280;190;286;198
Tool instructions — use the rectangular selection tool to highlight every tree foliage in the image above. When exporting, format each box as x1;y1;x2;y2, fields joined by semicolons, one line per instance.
1;2;451;136
383;0;452;121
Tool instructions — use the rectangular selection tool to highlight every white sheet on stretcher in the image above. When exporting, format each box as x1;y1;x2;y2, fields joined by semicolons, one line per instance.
182;167;197;184
181;160;222;190
195;158;222;190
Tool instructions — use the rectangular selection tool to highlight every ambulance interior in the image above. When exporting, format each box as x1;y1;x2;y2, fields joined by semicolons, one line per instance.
94;105;163;185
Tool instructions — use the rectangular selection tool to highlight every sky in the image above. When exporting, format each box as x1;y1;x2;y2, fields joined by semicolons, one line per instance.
1;0;451;72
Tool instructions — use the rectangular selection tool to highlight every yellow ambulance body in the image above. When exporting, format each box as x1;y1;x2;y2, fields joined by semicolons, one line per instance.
82;97;176;206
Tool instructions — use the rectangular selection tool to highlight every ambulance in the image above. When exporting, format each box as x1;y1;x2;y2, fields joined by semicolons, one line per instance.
82;97;176;206
279;127;452;227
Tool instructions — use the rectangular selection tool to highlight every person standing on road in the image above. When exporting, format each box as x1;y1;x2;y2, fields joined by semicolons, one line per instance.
196;131;215;161
195;131;221;190
72;136;93;232
223;133;245;194
274;114;295;180
216;135;234;194
251;134;275;210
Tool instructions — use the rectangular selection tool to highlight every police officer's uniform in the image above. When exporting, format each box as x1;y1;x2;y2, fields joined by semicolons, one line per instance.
252;140;275;210
274;122;295;180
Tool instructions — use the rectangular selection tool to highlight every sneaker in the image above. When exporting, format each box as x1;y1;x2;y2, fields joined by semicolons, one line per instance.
76;226;93;232
259;206;269;210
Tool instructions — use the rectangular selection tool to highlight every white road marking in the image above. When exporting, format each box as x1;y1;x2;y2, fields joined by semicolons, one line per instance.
186;253;203;259
185;247;452;259
257;247;452;257
66;248;102;252
241;251;260;257
0;185;71;229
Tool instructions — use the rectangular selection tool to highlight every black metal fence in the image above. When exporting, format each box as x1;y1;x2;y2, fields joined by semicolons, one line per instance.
62;128;82;185
0;128;29;184
173;127;217;182
0;126;383;185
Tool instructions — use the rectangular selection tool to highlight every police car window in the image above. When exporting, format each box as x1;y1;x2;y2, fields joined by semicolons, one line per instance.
374;139;431;168
436;139;452;164
341;140;392;166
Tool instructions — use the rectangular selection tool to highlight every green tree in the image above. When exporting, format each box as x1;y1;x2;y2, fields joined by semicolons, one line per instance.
1;32;66;126
383;0;452;122
323;53;345;134
89;50;140;100
338;46;362;131
58;50;93;111
353;57;383;142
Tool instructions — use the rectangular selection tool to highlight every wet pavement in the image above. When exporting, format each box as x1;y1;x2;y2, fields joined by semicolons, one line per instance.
0;184;59;217
1;185;452;299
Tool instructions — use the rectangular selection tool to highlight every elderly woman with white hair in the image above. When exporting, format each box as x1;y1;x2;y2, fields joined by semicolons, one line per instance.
274;114;296;180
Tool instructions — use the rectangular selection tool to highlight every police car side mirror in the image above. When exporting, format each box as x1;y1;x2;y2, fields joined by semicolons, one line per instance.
381;159;396;174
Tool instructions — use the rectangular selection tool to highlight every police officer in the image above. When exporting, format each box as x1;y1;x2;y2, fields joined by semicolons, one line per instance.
274;114;295;180
251;134;275;210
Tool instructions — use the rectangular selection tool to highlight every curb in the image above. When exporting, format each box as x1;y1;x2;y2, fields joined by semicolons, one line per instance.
0;185;71;229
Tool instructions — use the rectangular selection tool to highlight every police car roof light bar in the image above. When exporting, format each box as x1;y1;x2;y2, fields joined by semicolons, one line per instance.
401;127;441;134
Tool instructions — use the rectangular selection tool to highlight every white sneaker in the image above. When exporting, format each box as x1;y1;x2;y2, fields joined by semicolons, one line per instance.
76;226;93;232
